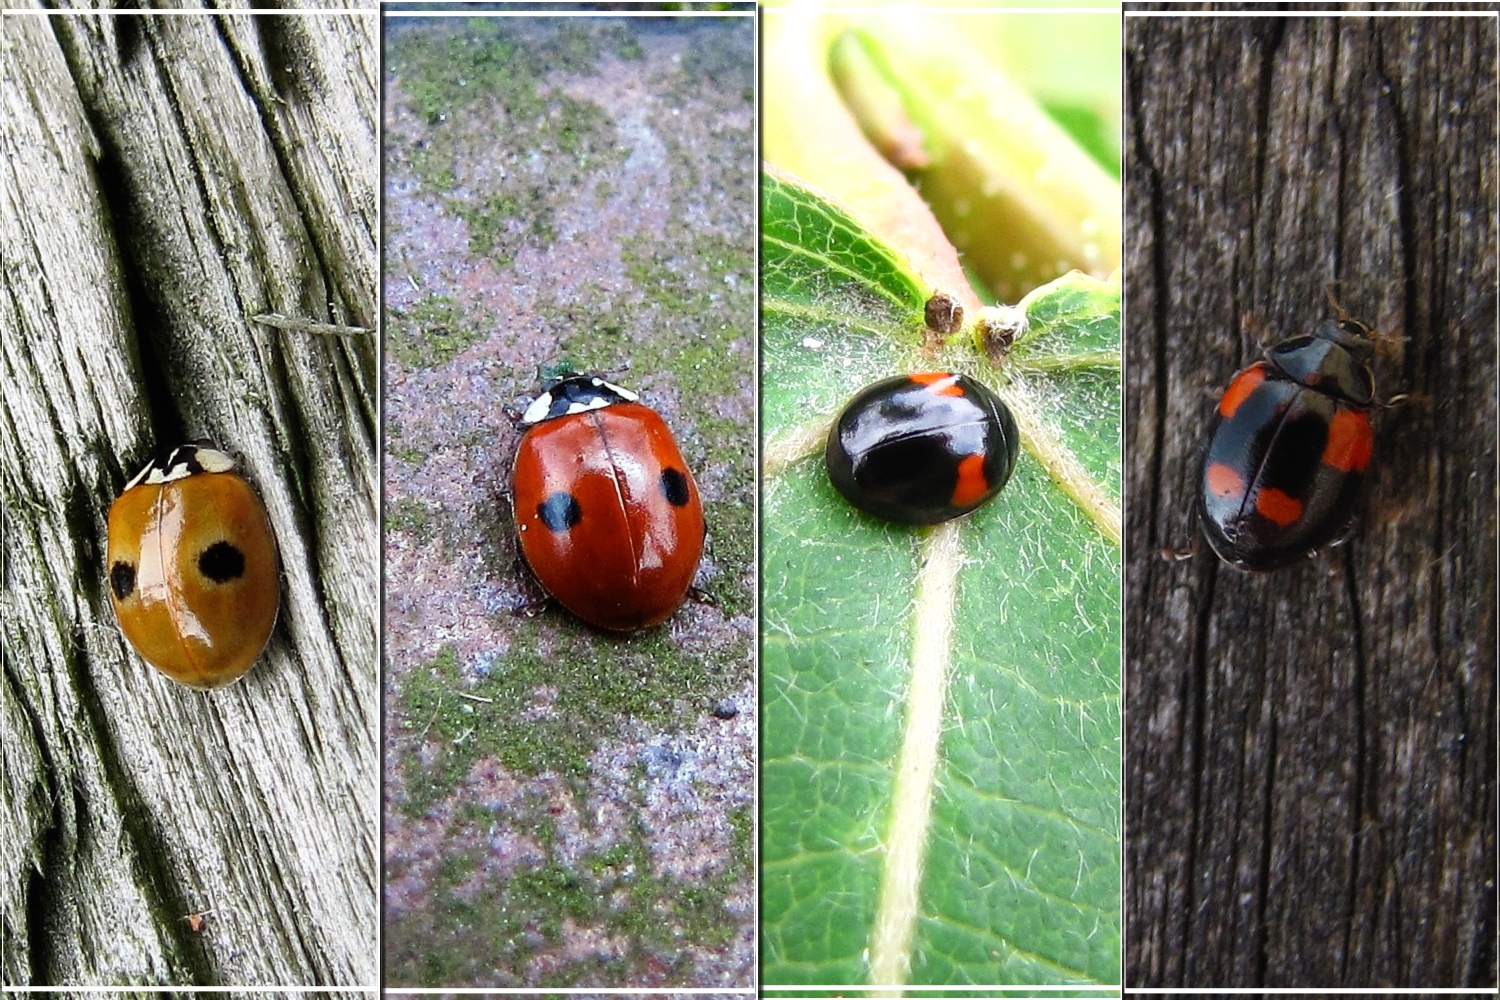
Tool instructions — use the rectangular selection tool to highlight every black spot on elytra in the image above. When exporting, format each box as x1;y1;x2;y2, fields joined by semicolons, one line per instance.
110;562;136;601
198;541;246;583
660;468;690;507
538;493;582;533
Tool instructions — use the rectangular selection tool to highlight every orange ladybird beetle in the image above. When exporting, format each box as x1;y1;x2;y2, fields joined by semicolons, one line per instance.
512;374;705;631
106;442;279;689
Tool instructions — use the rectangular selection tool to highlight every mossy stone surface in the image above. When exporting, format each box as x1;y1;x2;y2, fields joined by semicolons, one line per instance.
383;15;755;988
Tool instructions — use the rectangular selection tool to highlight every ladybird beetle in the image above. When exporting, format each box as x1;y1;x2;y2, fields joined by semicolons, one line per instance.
1198;307;1379;571
825;372;1020;525
511;375;705;631
107;443;279;689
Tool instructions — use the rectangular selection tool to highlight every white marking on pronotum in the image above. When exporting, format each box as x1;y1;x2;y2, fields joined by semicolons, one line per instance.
127;446;235;489
521;394;560;424
520;378;638;424
125;463;154;490
190;448;235;474
868;520;962;993
591;377;635;399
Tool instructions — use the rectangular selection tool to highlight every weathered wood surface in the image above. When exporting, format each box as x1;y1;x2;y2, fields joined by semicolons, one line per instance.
1125;14;1496;988
1;5;378;988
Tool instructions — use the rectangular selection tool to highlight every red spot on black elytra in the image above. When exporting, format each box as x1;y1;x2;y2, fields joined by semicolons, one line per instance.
950;453;989;507
110;561;136;600
1218;365;1266;419
538;492;582;533
1323;409;1373;472
908;371;965;397
1205;462;1244;499
197;541;246;583
1255;486;1303;527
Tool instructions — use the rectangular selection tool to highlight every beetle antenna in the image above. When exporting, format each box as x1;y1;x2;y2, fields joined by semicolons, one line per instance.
1323;284;1351;320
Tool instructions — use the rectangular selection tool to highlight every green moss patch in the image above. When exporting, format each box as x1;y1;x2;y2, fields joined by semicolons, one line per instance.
388;21;629;269
385;498;437;547
396;629;740;815
387;295;482;370
386;762;744;985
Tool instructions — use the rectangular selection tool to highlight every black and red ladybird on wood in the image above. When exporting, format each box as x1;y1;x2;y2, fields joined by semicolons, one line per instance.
107;443;279;689
1198;307;1379;571
512;375;705;631
825;372;1020;525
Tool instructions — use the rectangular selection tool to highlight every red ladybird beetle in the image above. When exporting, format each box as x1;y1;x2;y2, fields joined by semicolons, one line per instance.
107;443;279;689
1198;304;1379;571
511;374;705;631
825;372;1020;525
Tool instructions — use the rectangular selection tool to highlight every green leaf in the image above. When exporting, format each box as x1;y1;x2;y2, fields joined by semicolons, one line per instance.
760;172;1121;989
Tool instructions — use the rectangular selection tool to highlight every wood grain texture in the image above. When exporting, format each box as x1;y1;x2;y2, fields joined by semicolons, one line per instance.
1124;13;1497;988
1;4;378;988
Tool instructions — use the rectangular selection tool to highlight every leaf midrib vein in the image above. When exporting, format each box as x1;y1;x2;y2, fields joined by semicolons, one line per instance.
867;522;961;991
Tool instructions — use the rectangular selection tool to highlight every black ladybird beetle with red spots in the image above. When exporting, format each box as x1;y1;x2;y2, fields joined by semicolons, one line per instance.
825;372;1020;525
107;443;279;689
512;374;705;631
1198;304;1379;571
